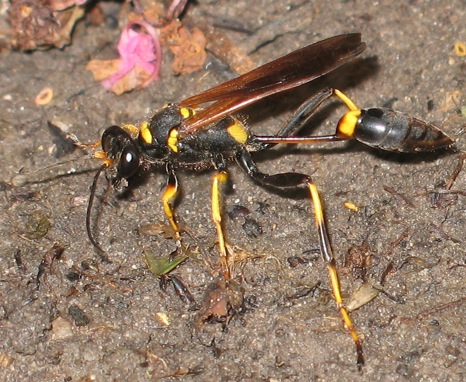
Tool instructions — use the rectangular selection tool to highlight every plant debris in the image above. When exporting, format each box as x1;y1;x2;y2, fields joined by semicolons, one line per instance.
8;0;85;50
86;20;162;94
160;19;207;75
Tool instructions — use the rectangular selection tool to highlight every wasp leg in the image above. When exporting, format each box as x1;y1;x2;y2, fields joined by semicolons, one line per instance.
237;148;364;369
249;87;347;149
252;88;335;151
275;88;334;138
162;165;181;240
211;166;231;280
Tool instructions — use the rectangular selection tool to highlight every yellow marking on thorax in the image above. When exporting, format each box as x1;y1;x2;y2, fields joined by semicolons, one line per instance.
168;128;179;153
227;120;248;144
139;121;153;144
179;107;196;119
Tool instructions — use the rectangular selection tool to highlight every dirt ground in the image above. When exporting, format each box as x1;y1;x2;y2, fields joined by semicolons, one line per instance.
1;1;466;381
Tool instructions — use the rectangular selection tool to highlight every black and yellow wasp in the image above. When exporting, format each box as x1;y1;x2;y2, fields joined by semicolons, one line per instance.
76;34;453;368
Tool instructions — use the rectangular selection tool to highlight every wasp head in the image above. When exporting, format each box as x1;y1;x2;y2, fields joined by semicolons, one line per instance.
101;125;141;193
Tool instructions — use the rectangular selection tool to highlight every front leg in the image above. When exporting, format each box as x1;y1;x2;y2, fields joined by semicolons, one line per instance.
161;164;181;241
211;155;231;280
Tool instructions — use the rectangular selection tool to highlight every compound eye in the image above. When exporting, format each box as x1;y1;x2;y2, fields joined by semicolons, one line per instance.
118;145;140;179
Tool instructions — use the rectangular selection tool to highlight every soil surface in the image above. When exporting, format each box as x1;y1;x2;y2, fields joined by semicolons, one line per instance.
1;1;465;381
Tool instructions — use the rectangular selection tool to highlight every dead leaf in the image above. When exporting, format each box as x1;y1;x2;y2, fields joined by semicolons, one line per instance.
161;20;207;75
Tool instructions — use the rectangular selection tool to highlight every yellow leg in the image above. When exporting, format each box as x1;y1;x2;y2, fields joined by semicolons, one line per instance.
308;182;364;369
211;170;230;280
162;170;181;240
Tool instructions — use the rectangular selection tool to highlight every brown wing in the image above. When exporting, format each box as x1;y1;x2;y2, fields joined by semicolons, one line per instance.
178;33;365;136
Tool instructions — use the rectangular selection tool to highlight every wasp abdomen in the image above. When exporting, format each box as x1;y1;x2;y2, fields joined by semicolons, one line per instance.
355;108;453;152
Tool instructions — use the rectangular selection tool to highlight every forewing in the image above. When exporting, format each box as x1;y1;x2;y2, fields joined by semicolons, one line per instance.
178;33;366;135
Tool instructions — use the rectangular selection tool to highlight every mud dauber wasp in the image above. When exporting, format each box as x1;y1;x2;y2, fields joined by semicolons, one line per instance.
74;33;453;369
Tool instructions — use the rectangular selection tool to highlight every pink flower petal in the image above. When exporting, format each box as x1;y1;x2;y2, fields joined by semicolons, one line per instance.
96;20;162;93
